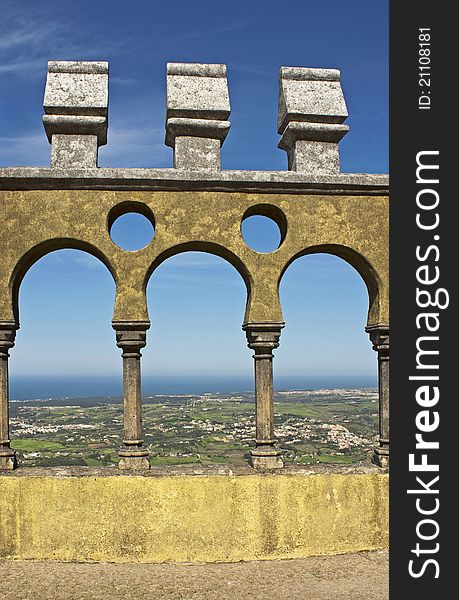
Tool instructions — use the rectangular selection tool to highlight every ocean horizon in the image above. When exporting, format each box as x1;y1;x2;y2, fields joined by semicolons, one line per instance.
9;374;377;400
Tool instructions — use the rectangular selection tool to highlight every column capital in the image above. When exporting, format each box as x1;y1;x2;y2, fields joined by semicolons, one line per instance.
365;325;389;355
113;321;150;356
0;322;17;357
243;323;284;357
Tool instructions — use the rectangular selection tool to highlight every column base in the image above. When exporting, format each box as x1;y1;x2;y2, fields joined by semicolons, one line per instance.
118;456;150;470
0;450;17;470
118;447;150;470
249;448;284;470
372;446;389;469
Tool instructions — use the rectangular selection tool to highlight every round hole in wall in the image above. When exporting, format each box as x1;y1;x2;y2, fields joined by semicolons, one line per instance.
241;205;287;253
108;202;155;251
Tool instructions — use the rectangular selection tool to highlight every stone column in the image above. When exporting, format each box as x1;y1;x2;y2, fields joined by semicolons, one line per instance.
113;322;150;470
243;323;284;469
0;323;17;470
42;61;109;169
277;67;349;174
366;325;389;468
165;63;231;171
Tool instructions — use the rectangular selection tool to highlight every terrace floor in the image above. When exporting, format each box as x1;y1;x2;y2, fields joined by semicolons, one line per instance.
0;550;388;600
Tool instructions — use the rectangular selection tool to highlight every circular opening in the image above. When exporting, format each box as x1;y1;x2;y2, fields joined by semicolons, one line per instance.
241;205;286;253
109;210;155;251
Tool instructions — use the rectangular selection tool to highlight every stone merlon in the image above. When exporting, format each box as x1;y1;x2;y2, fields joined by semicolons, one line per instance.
165;62;231;171
43;61;109;169
278;67;349;174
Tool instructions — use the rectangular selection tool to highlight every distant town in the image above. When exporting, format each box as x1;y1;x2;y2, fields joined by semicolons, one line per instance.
10;388;378;467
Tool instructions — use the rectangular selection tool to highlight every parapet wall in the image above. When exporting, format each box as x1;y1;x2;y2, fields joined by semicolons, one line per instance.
1;60;390;551
0;467;388;563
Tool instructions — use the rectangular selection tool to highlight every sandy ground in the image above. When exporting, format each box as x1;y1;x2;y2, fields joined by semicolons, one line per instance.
0;551;388;600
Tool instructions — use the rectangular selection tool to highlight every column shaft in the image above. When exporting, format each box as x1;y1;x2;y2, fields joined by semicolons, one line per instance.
122;353;143;445
254;353;275;444
0;325;17;470
367;325;389;468
244;323;284;469
114;323;150;470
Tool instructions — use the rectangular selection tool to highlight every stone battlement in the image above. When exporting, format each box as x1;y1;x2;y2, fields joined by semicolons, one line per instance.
1;60;375;178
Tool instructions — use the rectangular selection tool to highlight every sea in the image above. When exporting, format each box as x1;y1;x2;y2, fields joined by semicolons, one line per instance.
9;374;377;401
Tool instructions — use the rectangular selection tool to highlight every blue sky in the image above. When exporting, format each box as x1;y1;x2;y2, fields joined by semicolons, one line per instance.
0;0;388;386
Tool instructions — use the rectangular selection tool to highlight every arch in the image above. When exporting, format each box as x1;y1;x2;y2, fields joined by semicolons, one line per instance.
9;238;117;325
143;244;252;466
279;244;383;326
144;241;252;309
276;249;379;464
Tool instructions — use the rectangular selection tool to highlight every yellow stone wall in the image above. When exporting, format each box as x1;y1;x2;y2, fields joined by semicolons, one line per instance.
0;190;389;327
0;472;388;563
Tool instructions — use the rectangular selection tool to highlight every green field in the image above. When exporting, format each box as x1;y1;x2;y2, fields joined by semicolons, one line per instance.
10;389;378;468
13;439;68;452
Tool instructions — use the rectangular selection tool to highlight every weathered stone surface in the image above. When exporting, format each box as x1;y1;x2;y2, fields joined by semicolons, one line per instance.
249;453;284;470
166;62;230;120
278;67;348;133
43;61;109;168
165;118;230;146
0;167;389;194
0;470;389;562
50;134;99;169
0;189;389;326
118;455;150;470
278;121;349;147
287;139;341;174
44;61;109;116
42;115;107;143
166;63;231;170
278;67;349;174
173;137;221;171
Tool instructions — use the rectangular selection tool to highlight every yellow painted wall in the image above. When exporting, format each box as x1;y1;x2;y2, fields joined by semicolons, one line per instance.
0;472;388;563
0;190;389;327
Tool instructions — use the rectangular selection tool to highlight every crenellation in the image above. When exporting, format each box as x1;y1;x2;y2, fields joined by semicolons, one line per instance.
14;59;375;176
278;66;349;174
43;60;109;169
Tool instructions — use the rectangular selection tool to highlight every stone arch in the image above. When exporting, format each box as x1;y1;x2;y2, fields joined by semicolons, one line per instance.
279;244;384;327
9;238;117;326
144;241;253;321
